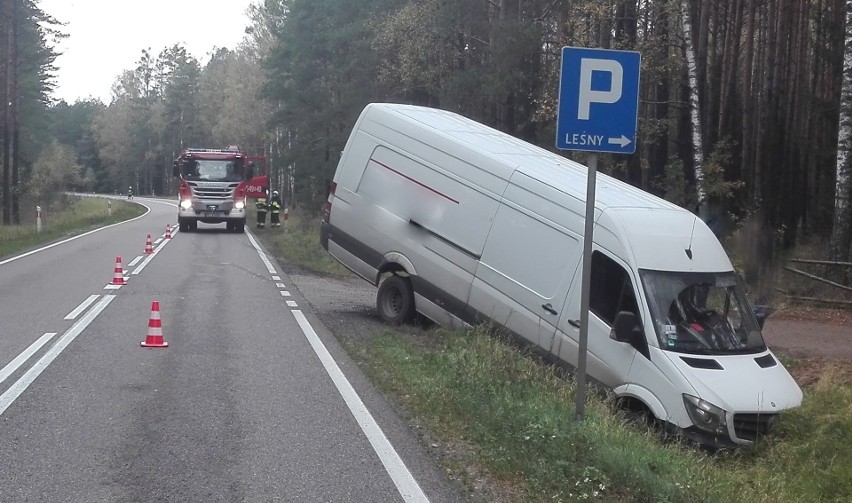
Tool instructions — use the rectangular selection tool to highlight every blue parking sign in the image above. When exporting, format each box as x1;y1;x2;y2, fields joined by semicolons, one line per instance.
556;47;641;154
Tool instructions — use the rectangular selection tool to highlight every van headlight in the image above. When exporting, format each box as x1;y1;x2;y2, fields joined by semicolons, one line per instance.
180;199;192;210
683;394;728;435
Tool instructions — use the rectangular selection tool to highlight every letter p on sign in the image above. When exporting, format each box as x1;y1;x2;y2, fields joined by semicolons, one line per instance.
578;59;623;120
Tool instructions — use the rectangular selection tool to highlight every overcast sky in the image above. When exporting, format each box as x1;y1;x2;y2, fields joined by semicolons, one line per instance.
39;0;257;104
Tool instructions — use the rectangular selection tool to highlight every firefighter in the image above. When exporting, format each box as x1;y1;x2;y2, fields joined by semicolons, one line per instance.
269;191;282;227
256;191;268;228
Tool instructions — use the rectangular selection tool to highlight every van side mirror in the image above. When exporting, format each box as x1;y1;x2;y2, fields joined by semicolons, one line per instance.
752;304;774;330
611;311;650;359
611;311;638;342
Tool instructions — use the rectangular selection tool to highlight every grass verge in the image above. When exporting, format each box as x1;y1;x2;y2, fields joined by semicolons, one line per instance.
0;196;145;260
250;208;348;275
255;210;852;502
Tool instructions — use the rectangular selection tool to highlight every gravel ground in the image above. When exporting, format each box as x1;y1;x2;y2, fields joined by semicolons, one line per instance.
281;263;437;344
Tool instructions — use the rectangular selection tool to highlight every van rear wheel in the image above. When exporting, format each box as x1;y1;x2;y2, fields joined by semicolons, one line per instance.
377;275;414;325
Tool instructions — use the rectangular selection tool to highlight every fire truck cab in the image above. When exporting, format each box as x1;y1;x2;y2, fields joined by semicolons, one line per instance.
173;146;267;233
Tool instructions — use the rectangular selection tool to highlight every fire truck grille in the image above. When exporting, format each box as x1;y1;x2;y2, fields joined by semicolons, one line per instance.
189;183;239;200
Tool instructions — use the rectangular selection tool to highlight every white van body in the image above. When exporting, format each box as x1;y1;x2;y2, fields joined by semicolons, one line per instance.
320;103;803;447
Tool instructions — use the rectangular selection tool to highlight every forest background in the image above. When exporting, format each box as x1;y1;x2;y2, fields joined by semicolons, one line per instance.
3;0;852;300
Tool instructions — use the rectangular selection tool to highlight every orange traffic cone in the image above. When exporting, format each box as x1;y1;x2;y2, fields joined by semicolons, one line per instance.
141;301;168;348
111;256;125;285
144;233;153;254
165;224;172;239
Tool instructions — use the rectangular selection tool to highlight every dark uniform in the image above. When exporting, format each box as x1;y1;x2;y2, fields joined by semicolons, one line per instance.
256;195;268;228
270;191;282;227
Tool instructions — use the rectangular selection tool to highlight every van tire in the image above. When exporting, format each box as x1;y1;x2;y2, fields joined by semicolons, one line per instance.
377;275;414;325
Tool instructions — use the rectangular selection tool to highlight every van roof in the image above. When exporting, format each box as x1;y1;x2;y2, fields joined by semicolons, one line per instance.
369;103;679;212
364;104;731;272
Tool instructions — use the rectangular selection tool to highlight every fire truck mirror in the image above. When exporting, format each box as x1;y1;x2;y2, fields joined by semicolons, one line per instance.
246;161;256;180
172;160;179;178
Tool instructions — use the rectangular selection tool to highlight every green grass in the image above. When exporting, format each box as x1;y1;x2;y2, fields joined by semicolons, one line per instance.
365;327;852;502
0;196;145;260
251;209;349;275
253;211;852;503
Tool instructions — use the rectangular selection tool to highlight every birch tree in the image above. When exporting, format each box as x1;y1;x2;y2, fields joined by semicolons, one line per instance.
680;0;708;219
831;0;852;261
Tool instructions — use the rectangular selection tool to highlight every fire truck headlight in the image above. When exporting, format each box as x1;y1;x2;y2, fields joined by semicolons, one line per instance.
234;200;245;210
180;199;192;210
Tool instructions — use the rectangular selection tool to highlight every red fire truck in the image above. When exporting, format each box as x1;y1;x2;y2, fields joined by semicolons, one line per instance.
172;146;268;233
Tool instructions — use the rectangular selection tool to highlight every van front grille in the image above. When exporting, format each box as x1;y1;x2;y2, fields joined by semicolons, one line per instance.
733;413;778;442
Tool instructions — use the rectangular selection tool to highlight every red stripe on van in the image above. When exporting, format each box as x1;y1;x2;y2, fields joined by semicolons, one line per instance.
369;158;460;204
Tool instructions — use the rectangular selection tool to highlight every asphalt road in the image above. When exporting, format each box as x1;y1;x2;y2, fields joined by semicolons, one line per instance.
0;197;460;502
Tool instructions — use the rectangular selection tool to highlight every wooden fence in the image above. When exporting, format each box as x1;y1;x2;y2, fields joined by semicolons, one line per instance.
779;259;852;306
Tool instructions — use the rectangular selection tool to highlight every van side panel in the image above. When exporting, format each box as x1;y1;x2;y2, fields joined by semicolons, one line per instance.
363;146;496;259
468;178;583;350
326;106;510;325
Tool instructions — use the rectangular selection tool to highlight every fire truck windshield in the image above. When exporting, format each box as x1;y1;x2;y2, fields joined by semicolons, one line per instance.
183;159;245;182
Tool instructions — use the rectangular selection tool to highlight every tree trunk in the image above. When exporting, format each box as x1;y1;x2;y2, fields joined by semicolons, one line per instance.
1;0;11;225
719;0;743;141
830;0;852;261
681;0;707;217
10;0;18;223
740;0;757;204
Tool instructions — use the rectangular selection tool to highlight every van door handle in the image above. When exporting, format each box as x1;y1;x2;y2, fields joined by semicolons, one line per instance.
541;303;558;315
568;319;580;328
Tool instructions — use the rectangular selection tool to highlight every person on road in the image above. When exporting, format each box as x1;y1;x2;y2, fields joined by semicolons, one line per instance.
269;191;282;227
256;192;268;228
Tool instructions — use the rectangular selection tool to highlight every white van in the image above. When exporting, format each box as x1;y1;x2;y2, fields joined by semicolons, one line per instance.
320;103;802;447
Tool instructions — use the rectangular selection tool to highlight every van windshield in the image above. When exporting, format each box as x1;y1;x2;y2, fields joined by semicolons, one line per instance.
640;270;767;355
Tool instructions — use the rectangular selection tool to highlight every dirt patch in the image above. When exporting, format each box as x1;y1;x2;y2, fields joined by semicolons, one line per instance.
761;306;852;387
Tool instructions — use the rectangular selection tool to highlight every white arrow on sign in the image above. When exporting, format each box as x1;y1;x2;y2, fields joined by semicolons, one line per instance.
608;135;631;148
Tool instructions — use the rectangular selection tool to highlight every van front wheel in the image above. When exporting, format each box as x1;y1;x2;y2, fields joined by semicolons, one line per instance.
377;275;414;325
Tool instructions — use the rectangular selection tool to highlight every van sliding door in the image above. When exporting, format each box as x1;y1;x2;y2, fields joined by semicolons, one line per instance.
468;204;581;349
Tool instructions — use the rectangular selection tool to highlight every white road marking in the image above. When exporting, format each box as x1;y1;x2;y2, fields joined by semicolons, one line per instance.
128;255;144;267
0;295;115;416
243;229;427;501
291;310;429;503
132;233;172;275
104;282;124;290
286;301;298;308
64;295;100;320
272;276;281;281
0;332;58;386
280;291;291;297
246;232;277;274
276;283;286;288
0;202;151;267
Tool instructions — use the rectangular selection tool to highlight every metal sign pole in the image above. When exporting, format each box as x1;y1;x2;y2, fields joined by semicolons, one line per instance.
555;47;640;421
575;153;597;420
